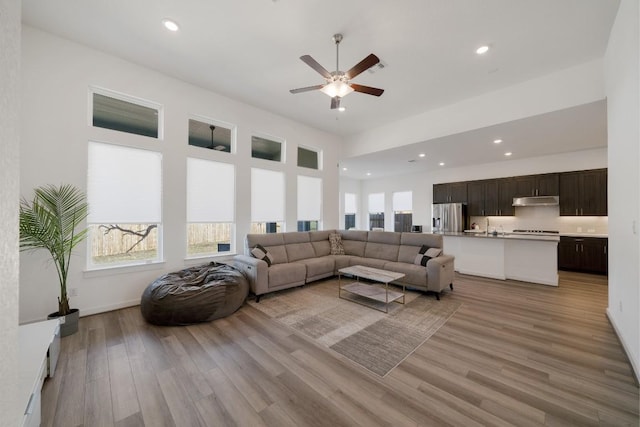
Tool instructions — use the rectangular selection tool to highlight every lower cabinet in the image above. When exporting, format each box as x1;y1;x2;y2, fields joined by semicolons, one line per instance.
558;236;608;275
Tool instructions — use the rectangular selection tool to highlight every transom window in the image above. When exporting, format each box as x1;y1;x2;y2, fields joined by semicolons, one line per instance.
188;117;234;153
297;146;321;170
91;88;161;139
251;135;284;162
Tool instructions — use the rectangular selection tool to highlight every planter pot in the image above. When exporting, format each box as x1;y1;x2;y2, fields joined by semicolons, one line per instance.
48;308;80;337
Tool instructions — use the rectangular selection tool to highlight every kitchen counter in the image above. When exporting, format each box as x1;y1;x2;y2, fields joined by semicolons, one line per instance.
440;233;558;286
440;231;560;242
559;233;608;238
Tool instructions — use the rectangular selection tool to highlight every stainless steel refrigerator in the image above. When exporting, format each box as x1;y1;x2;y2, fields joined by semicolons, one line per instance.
432;203;466;232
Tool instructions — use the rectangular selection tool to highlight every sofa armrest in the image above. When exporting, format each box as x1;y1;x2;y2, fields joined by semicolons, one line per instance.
426;254;455;293
233;255;268;296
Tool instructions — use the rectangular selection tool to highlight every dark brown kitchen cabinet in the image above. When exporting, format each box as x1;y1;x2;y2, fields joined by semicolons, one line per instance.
514;173;559;197
467;178;514;216
433;182;467;203
559;169;607;216
558;236;607;275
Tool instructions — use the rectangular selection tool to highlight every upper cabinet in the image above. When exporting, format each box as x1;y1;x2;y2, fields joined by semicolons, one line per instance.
433;182;467;203
513;173;559;197
559;169;607;216
467;178;514;216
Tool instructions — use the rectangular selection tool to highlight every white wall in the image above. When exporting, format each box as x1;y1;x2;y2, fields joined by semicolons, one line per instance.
605;0;640;379
354;148;607;232
344;60;605;158
20;27;342;323
0;0;21;424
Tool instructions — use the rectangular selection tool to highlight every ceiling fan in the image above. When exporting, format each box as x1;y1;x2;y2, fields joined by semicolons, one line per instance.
289;33;384;110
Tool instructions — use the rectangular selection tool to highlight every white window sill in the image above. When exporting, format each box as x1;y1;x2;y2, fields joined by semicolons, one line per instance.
83;260;166;278
184;253;237;265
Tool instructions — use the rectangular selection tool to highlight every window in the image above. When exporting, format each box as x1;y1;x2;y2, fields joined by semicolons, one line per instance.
297;146;320;170
188;118;234;153
344;193;357;230
297;175;322;231
91;89;161;139
186;158;234;256
393;191;413;232
87;142;162;267
251;135;283;162
368;193;385;230
251;168;284;233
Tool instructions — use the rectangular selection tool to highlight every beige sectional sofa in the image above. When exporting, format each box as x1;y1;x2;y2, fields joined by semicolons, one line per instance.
233;230;455;301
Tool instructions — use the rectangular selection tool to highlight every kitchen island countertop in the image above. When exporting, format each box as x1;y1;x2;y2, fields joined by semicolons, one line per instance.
435;231;560;242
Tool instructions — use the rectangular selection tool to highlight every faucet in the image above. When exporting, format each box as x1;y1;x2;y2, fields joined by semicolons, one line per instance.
485;217;489;235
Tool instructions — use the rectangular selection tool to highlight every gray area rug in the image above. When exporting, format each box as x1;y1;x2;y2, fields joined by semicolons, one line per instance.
248;278;462;376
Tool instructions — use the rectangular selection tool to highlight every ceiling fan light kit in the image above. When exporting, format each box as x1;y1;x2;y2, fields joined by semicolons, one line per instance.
290;33;384;109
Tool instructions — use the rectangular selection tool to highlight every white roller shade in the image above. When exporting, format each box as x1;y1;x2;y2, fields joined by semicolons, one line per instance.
251;168;284;222
87;141;162;223
368;193;385;213
298;176;322;221
345;193;357;214
393;191;413;211
187;158;234;222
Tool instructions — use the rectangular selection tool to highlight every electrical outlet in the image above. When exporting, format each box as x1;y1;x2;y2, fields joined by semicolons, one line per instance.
69;287;78;297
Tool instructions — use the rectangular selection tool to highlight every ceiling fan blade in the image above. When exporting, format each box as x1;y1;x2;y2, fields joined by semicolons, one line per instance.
300;55;332;79
345;54;380;79
351;84;384;97
330;96;341;109
289;84;325;94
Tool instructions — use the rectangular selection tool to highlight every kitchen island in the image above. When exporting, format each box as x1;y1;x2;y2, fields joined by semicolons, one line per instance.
440;232;559;286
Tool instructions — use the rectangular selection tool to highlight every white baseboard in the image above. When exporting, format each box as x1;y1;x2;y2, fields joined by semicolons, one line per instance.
606;308;639;384
80;299;140;317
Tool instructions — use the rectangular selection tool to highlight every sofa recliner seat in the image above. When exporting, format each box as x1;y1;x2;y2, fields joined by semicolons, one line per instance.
233;230;455;301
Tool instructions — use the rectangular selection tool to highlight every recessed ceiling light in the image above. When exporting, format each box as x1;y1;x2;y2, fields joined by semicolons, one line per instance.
439;162;445;166
476;45;489;55
342;167;347;171
505;152;512;156
493;139;502;144
366;172;371;176
418;153;426;158
162;19;180;32
338;106;346;112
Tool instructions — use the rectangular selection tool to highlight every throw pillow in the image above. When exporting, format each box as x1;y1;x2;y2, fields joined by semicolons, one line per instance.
250;244;273;266
329;233;345;255
413;245;442;267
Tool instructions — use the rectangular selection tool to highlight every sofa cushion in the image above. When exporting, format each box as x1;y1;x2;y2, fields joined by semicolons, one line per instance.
329;233;345;255
265;245;288;265
367;231;402;245
250;244;273;266
400;232;443;248
268;263;306;288
310;230;332;256
382;262;428;287
282;231;310;244
295;257;335;281
343;240;366;257
364;242;400;262
328;255;352;272
286;242;316;262
348;256;388;269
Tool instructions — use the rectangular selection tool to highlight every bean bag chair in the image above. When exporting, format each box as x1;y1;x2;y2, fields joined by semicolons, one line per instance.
141;262;249;326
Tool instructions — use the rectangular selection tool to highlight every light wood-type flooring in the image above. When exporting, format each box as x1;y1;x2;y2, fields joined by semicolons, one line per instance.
41;271;639;426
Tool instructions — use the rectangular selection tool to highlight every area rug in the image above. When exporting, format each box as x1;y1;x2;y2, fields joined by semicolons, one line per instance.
248;278;462;376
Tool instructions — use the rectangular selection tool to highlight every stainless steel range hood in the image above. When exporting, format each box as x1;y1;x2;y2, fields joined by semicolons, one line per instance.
512;196;559;207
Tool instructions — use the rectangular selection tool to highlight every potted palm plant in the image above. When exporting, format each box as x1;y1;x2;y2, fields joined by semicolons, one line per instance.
19;184;89;336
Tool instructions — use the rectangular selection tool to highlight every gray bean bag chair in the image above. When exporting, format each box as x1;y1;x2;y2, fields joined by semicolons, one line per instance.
141;262;249;326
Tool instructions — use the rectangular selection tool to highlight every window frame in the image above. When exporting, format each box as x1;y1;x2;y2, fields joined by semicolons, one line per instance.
187;115;237;155
88;86;164;140
251;132;286;163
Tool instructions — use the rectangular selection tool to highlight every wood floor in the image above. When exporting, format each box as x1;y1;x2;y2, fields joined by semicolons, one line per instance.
42;271;639;426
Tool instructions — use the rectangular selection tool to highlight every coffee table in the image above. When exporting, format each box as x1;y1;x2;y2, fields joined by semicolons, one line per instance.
338;265;406;313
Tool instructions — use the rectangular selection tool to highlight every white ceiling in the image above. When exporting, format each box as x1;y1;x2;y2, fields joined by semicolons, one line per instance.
22;0;619;176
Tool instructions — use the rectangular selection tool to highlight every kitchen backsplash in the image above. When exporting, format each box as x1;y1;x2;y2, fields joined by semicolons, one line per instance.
470;206;608;235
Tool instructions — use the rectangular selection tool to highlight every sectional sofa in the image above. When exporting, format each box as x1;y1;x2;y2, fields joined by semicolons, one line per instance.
233;230;455;301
